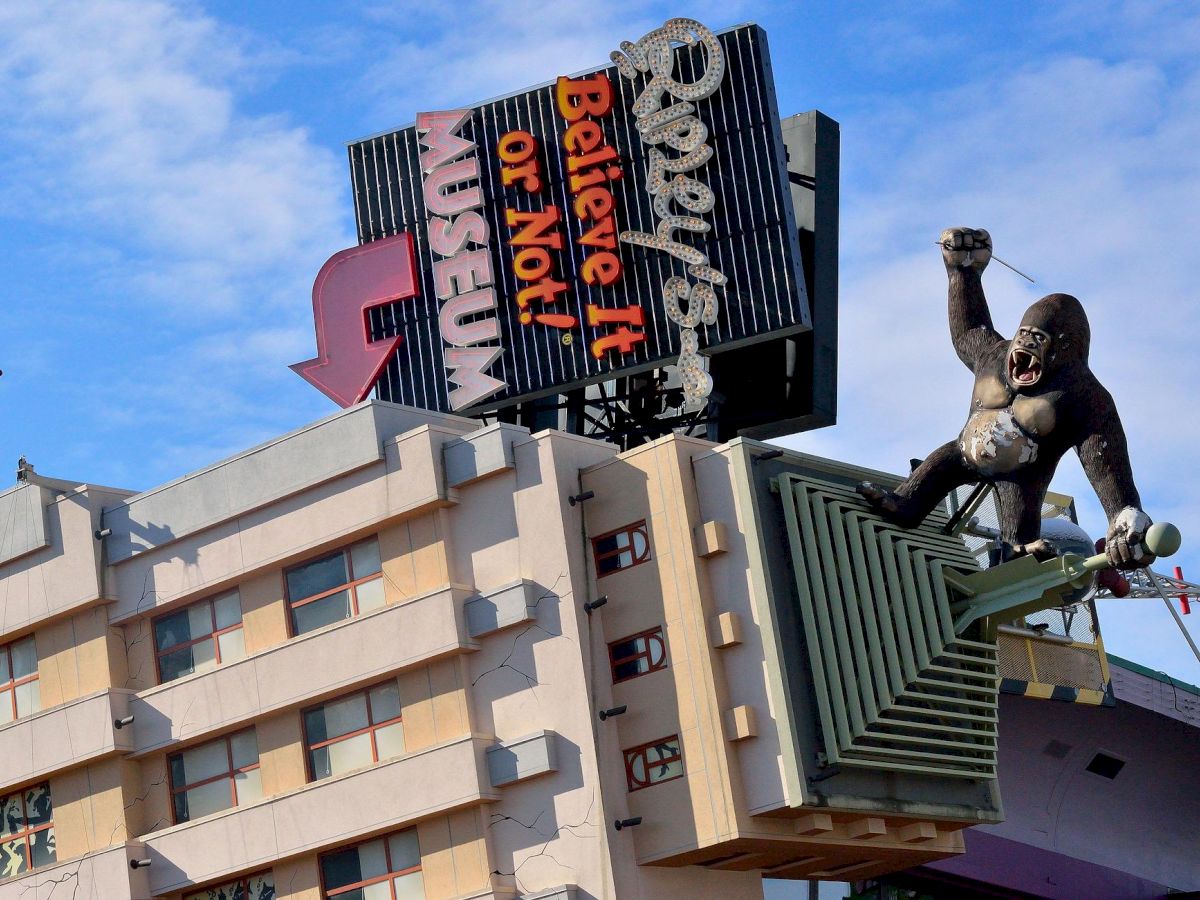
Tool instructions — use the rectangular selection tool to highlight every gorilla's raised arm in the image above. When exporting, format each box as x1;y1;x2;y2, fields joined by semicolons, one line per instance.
942;228;1006;371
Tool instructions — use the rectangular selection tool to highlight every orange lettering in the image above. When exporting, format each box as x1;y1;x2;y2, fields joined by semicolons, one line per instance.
569;165;622;194
555;73;614;122
564;120;603;155
586;304;645;327
513;247;551;282
574;187;613;221
567;144;618;173
506;207;563;249
498;130;537;163
581;251;622;286
578;217;616;250
520;311;578;328
590;327;645;358
517;279;569;310
501;158;542;193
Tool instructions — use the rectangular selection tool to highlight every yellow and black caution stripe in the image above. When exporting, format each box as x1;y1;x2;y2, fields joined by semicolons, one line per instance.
1000;677;1114;706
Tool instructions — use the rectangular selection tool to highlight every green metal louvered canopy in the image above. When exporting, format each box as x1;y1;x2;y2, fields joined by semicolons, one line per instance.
774;470;1182;782
776;472;1000;780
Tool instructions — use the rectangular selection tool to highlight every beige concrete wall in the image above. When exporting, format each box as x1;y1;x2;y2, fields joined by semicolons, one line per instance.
380;513;451;602
6;413;808;899
0;842;149;900
580;437;761;877
49;757;141;858
0;689;131;793
399;658;474;753
417;808;494;899
127;585;472;758
458;430;622;899
119;508;453;703
134;753;173;837
36;606;126;707
107;423;467;624
127;653;475;843
160;810;496;900
272;855;321;900
0;488;108;640
692;444;796;816
142;735;497;896
241;570;288;654
257;709;308;798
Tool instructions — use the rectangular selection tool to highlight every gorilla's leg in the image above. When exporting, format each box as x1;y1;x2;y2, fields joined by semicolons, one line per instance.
995;471;1055;559
858;440;976;528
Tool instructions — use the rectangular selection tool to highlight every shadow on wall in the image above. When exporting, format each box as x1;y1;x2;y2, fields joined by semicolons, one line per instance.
487;734;586;856
468;578;572;722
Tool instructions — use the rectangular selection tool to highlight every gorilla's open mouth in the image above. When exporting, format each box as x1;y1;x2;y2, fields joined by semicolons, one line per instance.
1008;349;1042;386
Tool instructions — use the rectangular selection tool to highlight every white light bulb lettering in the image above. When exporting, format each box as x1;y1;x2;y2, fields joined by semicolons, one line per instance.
612;18;725;403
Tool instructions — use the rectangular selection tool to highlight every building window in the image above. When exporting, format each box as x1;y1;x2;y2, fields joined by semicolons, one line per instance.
169;729;262;824
0;783;55;877
185;871;275;900
0;636;39;724
303;681;404;781
592;520;650;577
154;591;246;684
609;627;668;684
320;828;423;899
287;537;384;636
624;735;684;791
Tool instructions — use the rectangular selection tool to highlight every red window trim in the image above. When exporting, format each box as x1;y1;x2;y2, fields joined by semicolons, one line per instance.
302;681;403;782
319;828;422;899
591;520;651;577
168;729;260;824
184;869;274;900
152;592;244;685
608;626;668;684
623;734;684;792
0;635;38;722
284;538;383;637
0;783;54;874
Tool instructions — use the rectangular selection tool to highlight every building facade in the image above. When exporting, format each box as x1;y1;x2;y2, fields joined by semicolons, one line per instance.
1;401;1194;900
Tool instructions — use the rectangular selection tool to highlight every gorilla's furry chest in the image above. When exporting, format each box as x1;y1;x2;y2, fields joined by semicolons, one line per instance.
961;374;1058;476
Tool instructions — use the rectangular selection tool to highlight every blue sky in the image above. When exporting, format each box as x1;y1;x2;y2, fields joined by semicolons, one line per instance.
1;0;1197;694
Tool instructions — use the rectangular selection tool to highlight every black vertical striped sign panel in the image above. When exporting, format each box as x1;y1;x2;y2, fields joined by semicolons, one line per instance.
348;20;809;414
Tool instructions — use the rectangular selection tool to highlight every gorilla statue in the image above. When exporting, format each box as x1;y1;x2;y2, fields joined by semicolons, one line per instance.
858;227;1154;569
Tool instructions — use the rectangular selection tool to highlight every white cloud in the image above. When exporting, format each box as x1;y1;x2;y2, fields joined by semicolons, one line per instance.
0;0;352;483
0;1;350;315
354;0;757;126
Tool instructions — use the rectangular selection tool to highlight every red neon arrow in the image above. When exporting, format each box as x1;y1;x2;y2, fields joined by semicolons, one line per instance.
291;233;418;407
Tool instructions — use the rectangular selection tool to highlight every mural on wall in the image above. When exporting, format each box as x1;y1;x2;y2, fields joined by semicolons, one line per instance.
858;227;1154;569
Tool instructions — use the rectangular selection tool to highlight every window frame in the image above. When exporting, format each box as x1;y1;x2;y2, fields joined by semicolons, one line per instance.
184;870;274;900
302;681;404;783
0;635;39;722
623;735;684;792
152;591;244;686
319;828;422;899
0;782;55;876
591;520;651;577
167;728;261;825
285;537;384;638
608;626;668;684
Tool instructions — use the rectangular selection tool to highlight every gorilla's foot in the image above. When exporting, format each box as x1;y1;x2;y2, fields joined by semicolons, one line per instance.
856;482;923;528
1011;538;1057;561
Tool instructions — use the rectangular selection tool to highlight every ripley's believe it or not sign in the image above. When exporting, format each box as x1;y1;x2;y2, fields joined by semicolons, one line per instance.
292;19;811;417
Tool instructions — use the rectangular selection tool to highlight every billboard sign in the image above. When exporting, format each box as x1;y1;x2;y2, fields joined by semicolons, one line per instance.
295;19;820;426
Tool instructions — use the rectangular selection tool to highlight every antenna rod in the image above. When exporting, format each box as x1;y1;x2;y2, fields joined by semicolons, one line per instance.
991;255;1037;284
934;241;1037;284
